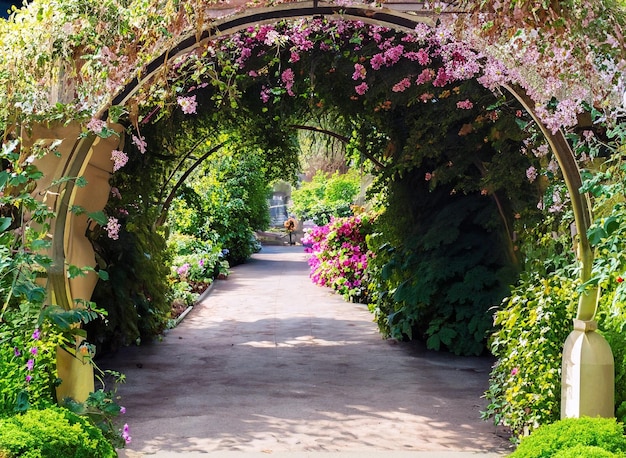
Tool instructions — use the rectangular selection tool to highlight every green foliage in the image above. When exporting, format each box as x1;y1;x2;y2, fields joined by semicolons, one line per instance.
509;417;626;458
89;222;171;352
367;173;520;355
0;316;62;416
62;370;128;450
482;270;576;437
290;170;362;225
167;232;229;304
170;147;269;265
0;406;116;458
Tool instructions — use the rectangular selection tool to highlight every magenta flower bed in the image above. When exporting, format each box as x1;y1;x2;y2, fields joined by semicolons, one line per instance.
303;215;373;302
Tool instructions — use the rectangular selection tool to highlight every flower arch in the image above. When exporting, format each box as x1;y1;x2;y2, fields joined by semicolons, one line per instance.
4;0;623;415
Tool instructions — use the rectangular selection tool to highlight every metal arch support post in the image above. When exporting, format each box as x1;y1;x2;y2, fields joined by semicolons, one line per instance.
503;84;596;320
503;84;614;419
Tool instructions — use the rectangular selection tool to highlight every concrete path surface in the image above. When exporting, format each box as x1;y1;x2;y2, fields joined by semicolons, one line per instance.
105;245;513;457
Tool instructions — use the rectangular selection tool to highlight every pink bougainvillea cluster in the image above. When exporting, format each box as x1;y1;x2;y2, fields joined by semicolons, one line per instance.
303;214;375;302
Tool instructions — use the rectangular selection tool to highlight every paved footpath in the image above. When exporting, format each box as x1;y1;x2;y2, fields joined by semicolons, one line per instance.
106;245;513;457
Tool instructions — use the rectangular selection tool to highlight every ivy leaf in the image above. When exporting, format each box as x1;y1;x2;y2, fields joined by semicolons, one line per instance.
87;211;108;226
14;390;30;413
0;217;11;233
603;216;620;236
97;270;109;281
587;225;607;246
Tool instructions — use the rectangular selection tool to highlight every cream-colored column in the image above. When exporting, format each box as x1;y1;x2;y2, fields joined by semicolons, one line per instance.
26;122;123;402
561;318;615;418
56;126;123;403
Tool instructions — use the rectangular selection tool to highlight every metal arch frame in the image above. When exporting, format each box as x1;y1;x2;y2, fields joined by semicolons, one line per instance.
60;2;594;320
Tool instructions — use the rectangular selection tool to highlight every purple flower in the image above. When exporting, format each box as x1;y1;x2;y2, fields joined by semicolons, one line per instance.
30;347;38;356
32;328;40;340
26;359;34;371
122;423;132;444
120;406;126;414
13;347;20;357
25;375;32;382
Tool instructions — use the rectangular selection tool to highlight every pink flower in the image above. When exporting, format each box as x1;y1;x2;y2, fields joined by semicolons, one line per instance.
106;217;121;240
425;172;433;181
526;166;538;183
416;68;435;85
355;82;369;95
511;367;519;376
177;95;198;115
122;424;132;444
86;118;106;134
111;150;128;172
352;63;367;80
392;78;411;93
25;375;32;382
456;99;473;110
111;187;122;199
281;68;296;96
132;135;147;154
120;406;126;414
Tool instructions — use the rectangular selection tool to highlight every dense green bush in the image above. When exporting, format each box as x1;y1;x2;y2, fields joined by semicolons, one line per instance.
482;270;576;436
0;406;117;458
0;318;62;415
169;149;269;266
290;170;362;225
367;178;519;356
89;222;171;352
510;417;626;458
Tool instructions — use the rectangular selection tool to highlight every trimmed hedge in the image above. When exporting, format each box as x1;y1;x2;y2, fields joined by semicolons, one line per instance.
0;406;116;458
510;417;626;458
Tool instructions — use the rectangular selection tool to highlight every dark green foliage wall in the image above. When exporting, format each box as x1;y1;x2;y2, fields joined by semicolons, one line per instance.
368;173;518;355
88;223;171;352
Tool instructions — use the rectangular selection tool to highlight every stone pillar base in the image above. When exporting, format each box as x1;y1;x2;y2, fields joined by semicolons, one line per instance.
561;319;614;418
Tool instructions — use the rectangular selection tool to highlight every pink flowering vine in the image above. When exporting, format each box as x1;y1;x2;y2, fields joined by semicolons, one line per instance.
105;216;121;240
111;150;128;172
177;95;198;114
355;82;369;95
281;68;295;96
132;134;147;154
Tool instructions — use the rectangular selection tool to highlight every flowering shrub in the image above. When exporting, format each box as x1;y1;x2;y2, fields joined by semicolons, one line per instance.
168;233;230;296
303;214;376;302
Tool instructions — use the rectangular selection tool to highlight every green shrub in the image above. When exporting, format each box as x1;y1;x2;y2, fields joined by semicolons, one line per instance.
290;170;361;225
0;406;117;458
482;270;576;437
367;181;518;356
552;444;621;458
510;417;626;458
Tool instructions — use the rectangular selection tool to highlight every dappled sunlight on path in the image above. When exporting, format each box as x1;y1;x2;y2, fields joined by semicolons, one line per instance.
104;245;512;456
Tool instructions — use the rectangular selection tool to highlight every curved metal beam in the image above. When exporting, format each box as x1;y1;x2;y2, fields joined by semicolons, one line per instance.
504;84;596;321
105;2;437;114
